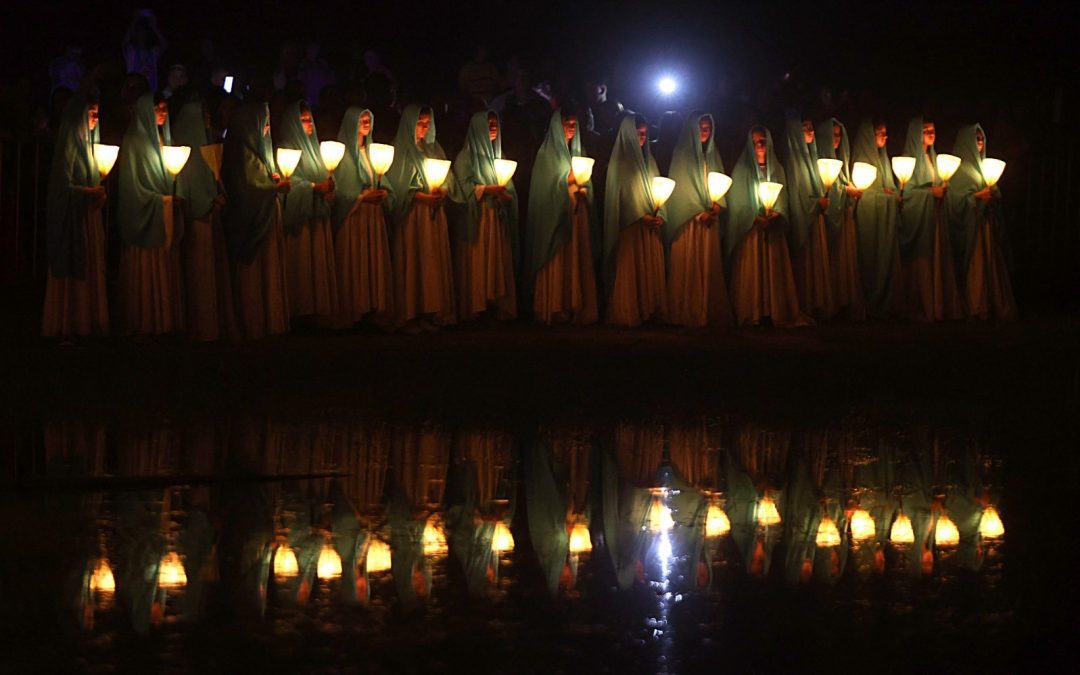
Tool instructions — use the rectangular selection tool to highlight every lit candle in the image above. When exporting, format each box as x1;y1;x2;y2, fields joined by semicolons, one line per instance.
707;171;733;205
981;158;1006;188
494;158;518;187
936;154;962;184
757;181;783;216
571;156;595;185
367;143;395;187
650;176;676;214
851;162;878;190
319;140;346;174
816;158;843;192
93;144;119;178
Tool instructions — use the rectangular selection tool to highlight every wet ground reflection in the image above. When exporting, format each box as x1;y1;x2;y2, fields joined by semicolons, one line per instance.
6;416;1011;673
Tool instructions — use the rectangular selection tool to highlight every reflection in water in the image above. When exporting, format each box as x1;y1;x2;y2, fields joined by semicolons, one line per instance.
9;415;1009;669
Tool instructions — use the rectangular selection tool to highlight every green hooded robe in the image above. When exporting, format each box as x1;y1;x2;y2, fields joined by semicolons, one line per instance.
277;101;331;236
946;124;1013;284
723;127;789;262
46;95;100;278
663;112;726;246
850;120;901;317
222;103;278;263
172;100;218;222
782;117;824;252
384;104;449;226
331;107;395;235
815;117;851;237
117;93;171;248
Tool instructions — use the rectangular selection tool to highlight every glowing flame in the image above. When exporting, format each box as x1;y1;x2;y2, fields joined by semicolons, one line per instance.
934;513;960;547
707;171;733;204
890;512;915;545
319;140;346;173
705;503;731;537
651;176;676;210
89;558;115;593
936;153;962;182
851;162;878;190
273;544;299;578
423;158;452;190
757;493;782;527
757;181;783;212
365;538;392;574
981;158;1006;187
850;508;877;542
978;505;1005;539
891;156;916;186
569;520;592;553
492;521;515;554
493;158;518;187
571;156;595;185
157;551;187;589
93;144;119;178
816;158;843;191
317;542;343;580
815;515;842;548
275;147;302;179
161;145;192;177
368;143;395;176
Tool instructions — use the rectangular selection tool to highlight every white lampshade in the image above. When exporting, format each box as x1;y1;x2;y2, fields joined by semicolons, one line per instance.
892;156;916;185
368;143;395;176
492;521;514;554
936;153;962;182
157;551;187;589
816;158;843;191
273;544;299;578
978;505;1005;539
756;493;782;527
849;508;876;542
93;144;119;178
571;156;595;185
161;145;191;178
705;503;731;537
316;542;342;580
982;158;1006;187
757;181;784;212
568;520;592;553
365;538;392;574
651;176;676;210
319;140;346;173
89;558;116;593
851;162;878;190
934;513;960;547
494;158;518;186
889;512;915;545
275;147;302;179
423;158;452;190
707;171;733;204
815;515;842;548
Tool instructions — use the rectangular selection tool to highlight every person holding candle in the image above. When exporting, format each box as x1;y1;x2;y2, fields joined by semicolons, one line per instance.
663;112;733;327
946;124;1017;321
278;101;339;322
898;117;964;321
783;116;836;320
816;117;866;321
724;126;811;327
173;96;238;342
850;120;903;319
604;115;668;327
525;108;599;325
385;104;456;331
42;95;110;339
222;102;291;339
331;107;394;328
116;92;186;337
449;111;519;322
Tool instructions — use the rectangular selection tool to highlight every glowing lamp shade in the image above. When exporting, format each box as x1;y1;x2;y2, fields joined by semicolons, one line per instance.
815;516;842;548
707;171;733;204
649;496;675;532
273;545;299;578
936;153;962;182
93;144;119;178
934;513;960;547
705;503;731;537
90;558;116;593
651;176;677;210
493;158;518;187
978;505;1005;539
200;143;223;182
757;181;784;213
851;162;878;190
816;158;843;191
571;156;595;185
492;521;515;554
316;542;343;580
157;551;187;589
982;158;1006;187
569;521;592;553
275;147;302;179
757;494;782;527
890;513;915;545
892;156;916;185
368;143;395;177
161;145;191;178
423;158;452;190
422;515;448;556
365;539;392;574
319;140;346;173
849;509;877;542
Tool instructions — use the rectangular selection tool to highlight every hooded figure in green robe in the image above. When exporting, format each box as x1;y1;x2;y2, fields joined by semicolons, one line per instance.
850;120;901;317
899;116;942;258
524;441;574;596
173;99;219;222
117;92;171;248
525;108;596;291
946;124;1016;320
277;101;331;236
782;116;825;253
723;127;789;262
222;103;279;263
603;114;665;296
449;110;519;270
331;107;395;234
384;103;449;225
815;118;851;237
663;112;726;247
46;95;100;278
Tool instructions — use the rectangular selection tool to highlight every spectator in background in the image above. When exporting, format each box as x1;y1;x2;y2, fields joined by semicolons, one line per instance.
298;42;335;112
272;43;302;91
458;45;500;107
364;50;397;91
162;64;189;99
122;9;167;92
49;45;85;94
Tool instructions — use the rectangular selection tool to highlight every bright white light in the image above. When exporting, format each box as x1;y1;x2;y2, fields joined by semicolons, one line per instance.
657;76;678;96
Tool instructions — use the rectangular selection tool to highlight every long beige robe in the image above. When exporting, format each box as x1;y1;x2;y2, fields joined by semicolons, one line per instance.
118;195;186;335
335;200;394;327
607;221;667;327
830;204;866;321
42;203;110;337
728;222;813;328
534;191;598;325
393;200;456;328
285;216;339;319
455;193;516;321
233;202;290;339
666;213;733;327
183;212;239;342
